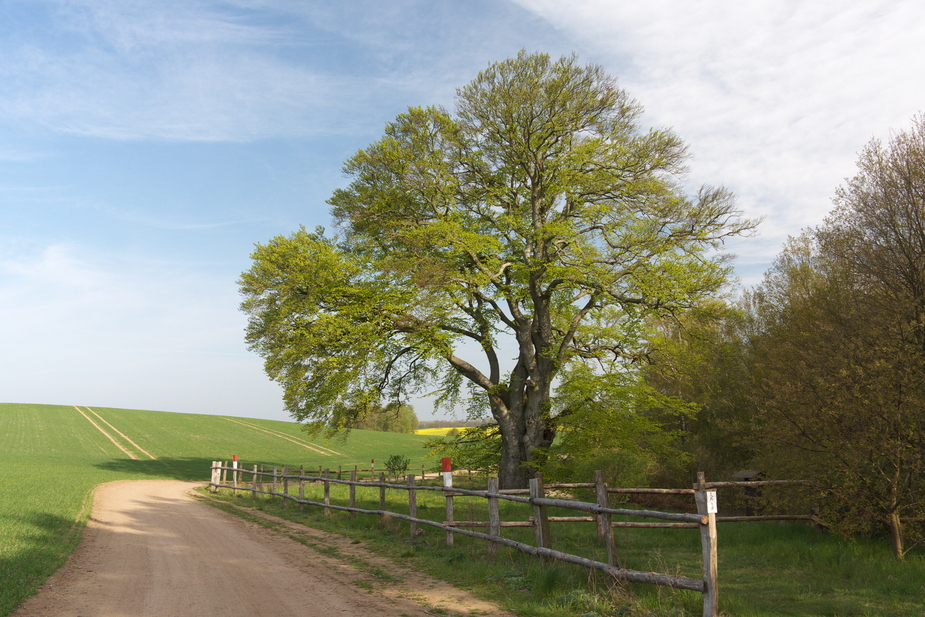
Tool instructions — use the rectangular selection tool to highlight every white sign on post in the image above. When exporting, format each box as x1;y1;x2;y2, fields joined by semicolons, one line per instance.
706;490;718;514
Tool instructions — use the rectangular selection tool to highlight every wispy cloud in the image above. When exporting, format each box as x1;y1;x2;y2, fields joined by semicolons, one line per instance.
515;1;925;282
0;0;554;142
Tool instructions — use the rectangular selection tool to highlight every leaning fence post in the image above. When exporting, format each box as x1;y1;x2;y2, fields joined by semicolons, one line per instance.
595;470;618;567
349;470;357;516
530;475;551;558
695;472;719;617
408;474;417;538
323;468;331;517
487;477;501;557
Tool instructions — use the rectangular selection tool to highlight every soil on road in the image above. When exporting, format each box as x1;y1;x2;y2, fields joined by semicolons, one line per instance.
12;480;512;617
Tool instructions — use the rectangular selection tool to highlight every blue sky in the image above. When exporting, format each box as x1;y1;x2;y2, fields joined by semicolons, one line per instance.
2;1;924;421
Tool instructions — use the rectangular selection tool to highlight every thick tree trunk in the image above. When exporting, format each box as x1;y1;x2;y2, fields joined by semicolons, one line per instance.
492;382;555;489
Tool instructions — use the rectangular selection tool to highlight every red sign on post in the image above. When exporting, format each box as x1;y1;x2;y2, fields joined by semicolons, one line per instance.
441;457;452;472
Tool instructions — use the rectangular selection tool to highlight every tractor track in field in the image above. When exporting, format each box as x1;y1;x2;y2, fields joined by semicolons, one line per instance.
222;416;341;456
73;406;141;460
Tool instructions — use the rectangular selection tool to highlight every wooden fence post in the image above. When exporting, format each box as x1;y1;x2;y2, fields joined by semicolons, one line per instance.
408;474;417;538
298;465;305;511
252;464;258;498
488;477;501;557
379;472;387;525
695;472;719;617
445;474;454;547
210;461;217;492
595;470;617;567
323;468;331;517
282;465;289;508
221;461;227;485
349;470;357;517
272;465;278;497
530;475;551;558
337;465;342;480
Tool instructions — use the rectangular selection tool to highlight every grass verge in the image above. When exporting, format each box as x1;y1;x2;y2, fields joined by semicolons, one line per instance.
200;479;925;617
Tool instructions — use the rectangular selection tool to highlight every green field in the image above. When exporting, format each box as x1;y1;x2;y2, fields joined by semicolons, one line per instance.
3;402;925;616
0;402;433;615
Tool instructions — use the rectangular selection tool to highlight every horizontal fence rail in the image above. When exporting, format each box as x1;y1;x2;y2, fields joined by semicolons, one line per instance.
209;463;751;616
206;463;832;616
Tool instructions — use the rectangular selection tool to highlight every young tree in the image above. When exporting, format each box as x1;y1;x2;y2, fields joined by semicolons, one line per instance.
239;51;754;488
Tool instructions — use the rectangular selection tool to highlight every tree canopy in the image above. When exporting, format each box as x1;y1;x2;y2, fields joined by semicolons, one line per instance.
239;51;755;488
745;115;925;558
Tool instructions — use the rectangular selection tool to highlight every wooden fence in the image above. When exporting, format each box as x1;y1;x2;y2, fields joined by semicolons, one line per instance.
209;463;736;616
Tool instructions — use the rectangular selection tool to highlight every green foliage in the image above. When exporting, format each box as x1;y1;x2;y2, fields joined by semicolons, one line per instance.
239;51;755;487
545;361;697;487
384;454;410;478
423;424;501;475
640;305;758;484
348;403;419;434
744;115;925;558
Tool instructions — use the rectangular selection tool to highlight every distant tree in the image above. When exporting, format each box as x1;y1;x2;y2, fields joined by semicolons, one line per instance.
639;303;757;484
350;403;419;434
239;51;754;488
745;116;925;558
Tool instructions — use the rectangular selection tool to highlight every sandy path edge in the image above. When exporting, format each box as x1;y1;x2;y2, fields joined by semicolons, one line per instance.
11;480;513;617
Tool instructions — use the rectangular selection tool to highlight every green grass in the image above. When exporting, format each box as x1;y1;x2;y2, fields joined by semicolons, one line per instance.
208;474;925;616
0;402;432;615
3;402;925;616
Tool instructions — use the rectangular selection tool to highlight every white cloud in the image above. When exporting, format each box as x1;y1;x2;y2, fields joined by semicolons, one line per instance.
515;0;925;284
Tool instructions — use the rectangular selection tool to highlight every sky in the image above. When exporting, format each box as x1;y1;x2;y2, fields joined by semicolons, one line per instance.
2;0;924;422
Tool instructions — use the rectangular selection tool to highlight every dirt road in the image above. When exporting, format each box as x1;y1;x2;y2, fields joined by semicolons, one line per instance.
13;480;511;617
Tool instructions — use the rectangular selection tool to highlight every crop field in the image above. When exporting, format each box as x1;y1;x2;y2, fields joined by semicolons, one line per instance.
414;427;468;436
0;402;433;615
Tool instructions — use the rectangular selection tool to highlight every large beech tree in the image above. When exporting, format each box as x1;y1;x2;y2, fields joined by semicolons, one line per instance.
239;52;753;488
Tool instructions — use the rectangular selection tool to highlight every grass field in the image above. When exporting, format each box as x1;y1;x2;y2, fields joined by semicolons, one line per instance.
3;402;924;616
0;402;432;615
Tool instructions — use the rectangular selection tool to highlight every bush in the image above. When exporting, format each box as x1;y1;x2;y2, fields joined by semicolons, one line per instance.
385;454;410;478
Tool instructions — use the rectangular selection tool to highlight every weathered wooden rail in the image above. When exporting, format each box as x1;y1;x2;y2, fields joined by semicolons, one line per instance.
210;462;727;616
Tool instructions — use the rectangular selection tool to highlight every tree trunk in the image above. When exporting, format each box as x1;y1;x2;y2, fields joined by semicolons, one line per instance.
889;510;905;560
493;387;555;489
